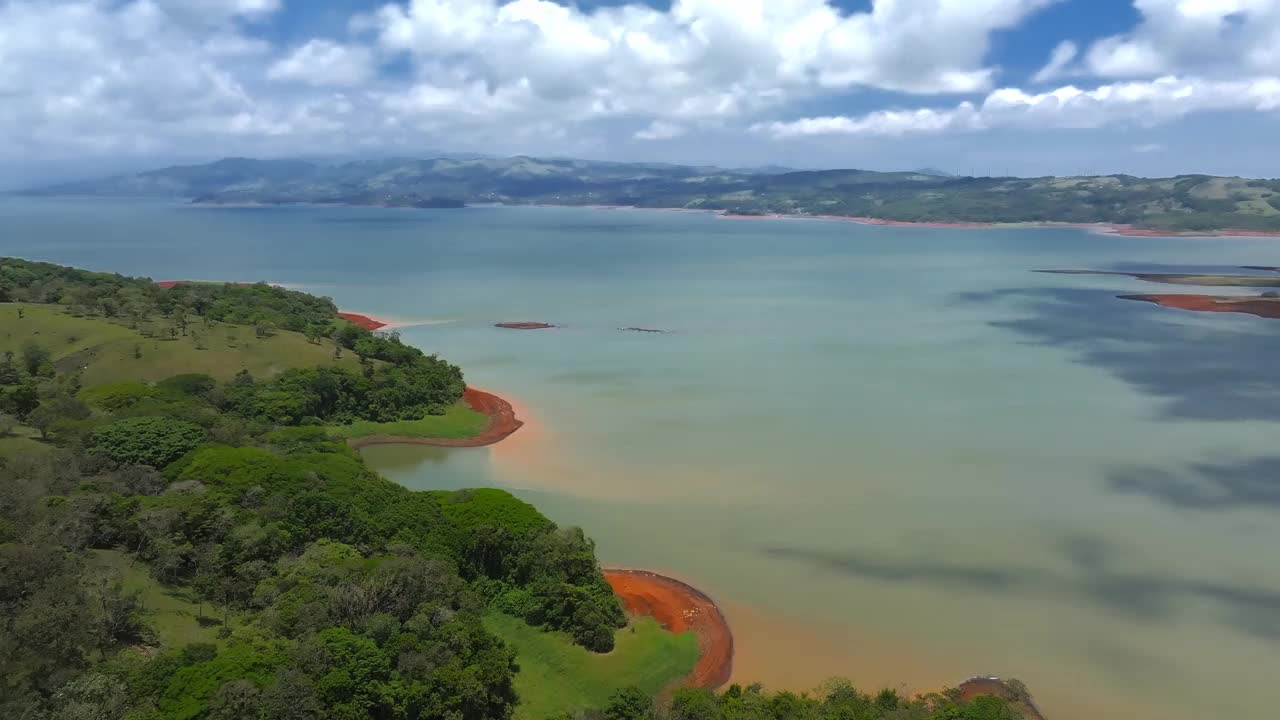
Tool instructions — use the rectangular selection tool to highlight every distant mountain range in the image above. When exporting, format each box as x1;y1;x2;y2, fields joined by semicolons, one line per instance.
18;155;1280;232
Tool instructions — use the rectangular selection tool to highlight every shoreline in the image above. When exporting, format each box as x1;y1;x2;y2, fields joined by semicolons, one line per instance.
715;212;1280;238
958;677;1047;720
171;201;1280;238
602;568;734;690
347;386;525;449
153;283;429;332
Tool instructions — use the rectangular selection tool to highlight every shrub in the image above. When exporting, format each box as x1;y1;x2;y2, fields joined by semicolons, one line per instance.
159;374;217;397
80;382;162;411
92;416;206;468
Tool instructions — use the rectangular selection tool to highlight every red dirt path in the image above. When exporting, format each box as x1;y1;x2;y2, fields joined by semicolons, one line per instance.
346;387;525;449
1120;294;1280;320
603;569;734;690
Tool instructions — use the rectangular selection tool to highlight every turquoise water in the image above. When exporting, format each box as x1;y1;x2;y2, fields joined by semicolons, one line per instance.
5;198;1280;719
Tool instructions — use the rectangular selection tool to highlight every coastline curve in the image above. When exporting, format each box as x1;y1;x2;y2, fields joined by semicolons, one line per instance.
347;387;525;449
603;568;734;690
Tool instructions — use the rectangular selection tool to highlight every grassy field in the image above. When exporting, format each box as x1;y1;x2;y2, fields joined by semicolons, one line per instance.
88;549;235;648
328;402;489;440
0;434;50;458
485;613;699;720
0;303;364;385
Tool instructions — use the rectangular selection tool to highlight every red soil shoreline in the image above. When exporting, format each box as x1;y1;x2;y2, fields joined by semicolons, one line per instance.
957;678;1047;720
602;569;734;690
346;387;525;449
1120;293;1280;320
336;312;388;331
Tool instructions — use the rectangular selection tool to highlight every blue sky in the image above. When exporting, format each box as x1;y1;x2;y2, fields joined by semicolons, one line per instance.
2;0;1279;188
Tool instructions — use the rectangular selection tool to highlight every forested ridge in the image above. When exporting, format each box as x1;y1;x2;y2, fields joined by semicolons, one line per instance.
0;258;1026;720
23;154;1280;232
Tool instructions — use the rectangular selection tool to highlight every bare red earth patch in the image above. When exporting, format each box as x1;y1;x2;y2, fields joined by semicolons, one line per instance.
1120;294;1280;320
603;569;733;690
336;312;388;331
346;387;525;449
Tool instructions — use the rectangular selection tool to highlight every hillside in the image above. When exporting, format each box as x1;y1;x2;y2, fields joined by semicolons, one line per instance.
18;155;1280;231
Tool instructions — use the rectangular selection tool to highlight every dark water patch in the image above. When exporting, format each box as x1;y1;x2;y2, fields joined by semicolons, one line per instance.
957;286;1280;421
763;536;1280;640
764;546;1023;591
1109;457;1280;510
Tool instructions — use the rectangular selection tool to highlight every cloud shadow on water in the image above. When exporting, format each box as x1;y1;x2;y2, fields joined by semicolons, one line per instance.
764;535;1280;642
956;285;1280;422
1108;456;1280;510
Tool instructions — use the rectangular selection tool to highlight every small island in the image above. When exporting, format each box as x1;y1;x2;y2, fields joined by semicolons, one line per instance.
495;321;556;330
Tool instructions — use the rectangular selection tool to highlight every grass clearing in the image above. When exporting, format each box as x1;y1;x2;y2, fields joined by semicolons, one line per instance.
0;435;51;458
0;303;364;385
328;402;489;440
89;549;236;649
485;612;698;720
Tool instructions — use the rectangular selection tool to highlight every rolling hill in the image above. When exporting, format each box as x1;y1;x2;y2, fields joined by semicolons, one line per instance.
18;155;1280;232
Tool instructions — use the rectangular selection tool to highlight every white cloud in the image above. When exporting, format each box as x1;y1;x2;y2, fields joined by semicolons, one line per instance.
634;121;686;141
4;0;1280;171
0;0;348;160
1085;0;1280;78
268;40;376;87
364;0;1059;125
1133;143;1164;153
1032;40;1078;83
756;76;1280;138
0;0;1069;163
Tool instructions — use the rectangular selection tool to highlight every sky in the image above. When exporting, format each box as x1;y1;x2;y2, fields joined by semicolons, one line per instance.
2;0;1279;188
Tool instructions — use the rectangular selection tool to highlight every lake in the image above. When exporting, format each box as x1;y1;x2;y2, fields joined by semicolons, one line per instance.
4;198;1279;719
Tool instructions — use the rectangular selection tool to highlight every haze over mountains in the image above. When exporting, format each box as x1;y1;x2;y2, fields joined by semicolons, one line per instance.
19;155;1280;232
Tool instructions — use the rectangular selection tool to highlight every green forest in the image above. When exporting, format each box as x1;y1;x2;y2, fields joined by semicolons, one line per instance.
0;257;1027;720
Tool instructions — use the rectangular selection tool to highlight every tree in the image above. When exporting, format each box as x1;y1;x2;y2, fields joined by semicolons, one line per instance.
335;323;365;350
25;404;58;440
668;689;719;720
257;670;323;720
26;396;90;441
2;383;40;419
92;579;148;651
207;680;262;720
21;341;50;377
0;351;20;384
606;687;654;720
